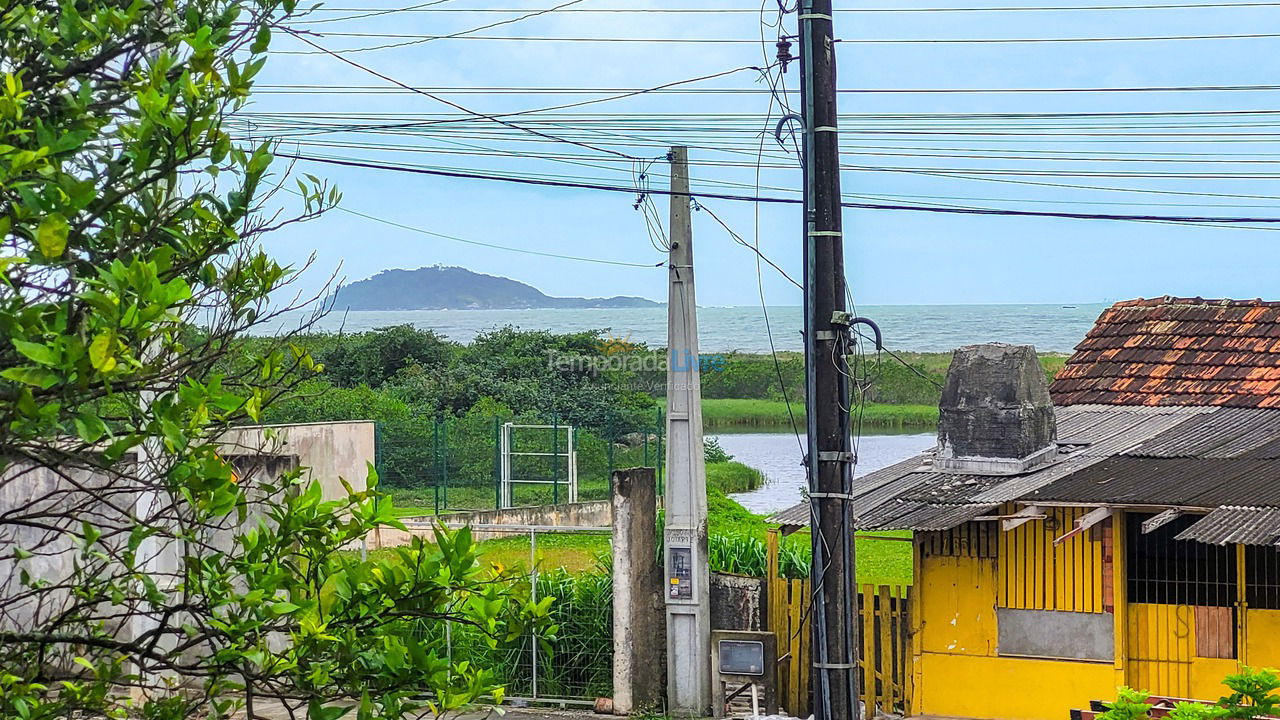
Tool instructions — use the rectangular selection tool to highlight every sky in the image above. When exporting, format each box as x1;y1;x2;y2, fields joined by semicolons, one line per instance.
244;1;1280;307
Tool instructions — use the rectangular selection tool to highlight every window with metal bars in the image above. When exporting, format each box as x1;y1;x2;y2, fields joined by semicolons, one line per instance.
1126;512;1236;607
1246;545;1280;610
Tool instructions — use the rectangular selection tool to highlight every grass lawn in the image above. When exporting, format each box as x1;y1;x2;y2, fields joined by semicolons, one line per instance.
371;529;912;583
703;398;938;429
363;532;611;574
471;532;611;573
855;531;913;586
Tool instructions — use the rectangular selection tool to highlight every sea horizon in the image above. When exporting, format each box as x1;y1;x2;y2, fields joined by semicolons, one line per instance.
257;302;1109;354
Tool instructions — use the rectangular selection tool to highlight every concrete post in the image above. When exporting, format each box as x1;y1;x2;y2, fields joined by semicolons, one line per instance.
663;145;712;717
611;467;665;714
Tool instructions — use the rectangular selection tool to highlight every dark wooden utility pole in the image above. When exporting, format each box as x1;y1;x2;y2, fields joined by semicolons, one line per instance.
799;0;858;718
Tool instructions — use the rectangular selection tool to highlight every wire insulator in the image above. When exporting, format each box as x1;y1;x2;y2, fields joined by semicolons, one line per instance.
776;39;794;72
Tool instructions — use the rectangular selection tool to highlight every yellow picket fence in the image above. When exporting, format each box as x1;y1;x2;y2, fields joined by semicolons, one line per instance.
766;530;914;718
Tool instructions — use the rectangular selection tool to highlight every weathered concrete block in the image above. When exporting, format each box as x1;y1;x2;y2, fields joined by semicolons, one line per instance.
611;468;665;714
710;573;766;632
937;343;1057;474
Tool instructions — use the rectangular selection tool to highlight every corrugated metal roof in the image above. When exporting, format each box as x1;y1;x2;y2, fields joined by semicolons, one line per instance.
1027;456;1280;507
1175;506;1280;545
766;455;931;527
1125;407;1280;458
768;404;1280;533
972;406;1207;504
856;500;996;532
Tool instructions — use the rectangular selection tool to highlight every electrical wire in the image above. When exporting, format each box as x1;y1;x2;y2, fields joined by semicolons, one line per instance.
276;28;637;160
273;152;1280;225
253;83;1280;95
291;0;589;54
283;31;1280;45
697;202;802;290
298;2;1280;12
307;192;667;268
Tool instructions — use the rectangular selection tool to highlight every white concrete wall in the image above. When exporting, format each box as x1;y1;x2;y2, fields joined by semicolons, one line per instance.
0;421;375;648
219;420;375;500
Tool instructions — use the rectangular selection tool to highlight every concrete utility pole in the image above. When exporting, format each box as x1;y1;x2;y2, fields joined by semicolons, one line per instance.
798;1;859;719
663;146;712;717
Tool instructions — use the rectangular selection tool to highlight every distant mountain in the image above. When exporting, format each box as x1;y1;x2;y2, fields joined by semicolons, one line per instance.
330;266;661;311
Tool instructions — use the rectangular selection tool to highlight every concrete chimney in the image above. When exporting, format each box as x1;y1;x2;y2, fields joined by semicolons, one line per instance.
935;343;1057;475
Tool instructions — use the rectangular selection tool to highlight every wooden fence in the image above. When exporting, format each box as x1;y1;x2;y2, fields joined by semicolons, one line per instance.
765;530;914;718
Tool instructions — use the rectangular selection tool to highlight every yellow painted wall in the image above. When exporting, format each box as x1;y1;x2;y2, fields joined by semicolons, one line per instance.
913;520;1280;720
917;653;1116;720
919;553;997;657
1126;603;1273;701
1245;608;1280;669
915;549;1116;720
999;506;1106;613
1191;659;1240;702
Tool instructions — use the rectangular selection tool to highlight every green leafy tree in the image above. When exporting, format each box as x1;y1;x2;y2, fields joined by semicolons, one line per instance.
318;325;456;390
0;1;543;718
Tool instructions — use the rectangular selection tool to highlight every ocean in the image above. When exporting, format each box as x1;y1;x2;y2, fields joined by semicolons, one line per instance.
263;302;1107;354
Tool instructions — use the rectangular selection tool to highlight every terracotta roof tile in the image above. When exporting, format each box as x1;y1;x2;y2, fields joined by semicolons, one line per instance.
1051;297;1280;407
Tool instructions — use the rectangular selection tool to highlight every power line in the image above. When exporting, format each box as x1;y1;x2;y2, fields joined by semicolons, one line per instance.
276;27;636;160
277;151;1280;225
295;0;455;24
254;83;1280;95
298;2;1280;11
250;130;1280;209
310;192;667;267
289;31;1280;44
260;135;1280;167
246;68;769;136
297;0;589;53
696;202;802;289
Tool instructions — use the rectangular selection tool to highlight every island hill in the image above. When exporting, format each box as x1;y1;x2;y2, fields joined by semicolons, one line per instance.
330;265;661;311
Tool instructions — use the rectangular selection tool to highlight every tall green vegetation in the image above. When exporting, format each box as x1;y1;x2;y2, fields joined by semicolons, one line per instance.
0;2;543;718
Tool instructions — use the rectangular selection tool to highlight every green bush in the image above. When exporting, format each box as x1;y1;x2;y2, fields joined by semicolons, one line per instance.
1100;667;1280;720
706;461;766;494
705;436;733;463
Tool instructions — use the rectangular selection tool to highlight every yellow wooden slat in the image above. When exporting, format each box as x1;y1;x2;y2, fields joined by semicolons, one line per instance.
878;585;893;714
1091;530;1098;613
1237;543;1248;667
998;523;1008;607
862;584;875;716
789;579;802;712
903;585;915;716
1032;520;1040;609
1054;510;1067;610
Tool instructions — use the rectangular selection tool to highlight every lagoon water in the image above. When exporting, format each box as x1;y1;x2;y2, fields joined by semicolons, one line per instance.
711;429;936;515
265;302;1106;354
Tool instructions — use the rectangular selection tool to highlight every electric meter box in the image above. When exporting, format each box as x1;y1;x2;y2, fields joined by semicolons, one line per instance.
667;545;694;600
710;630;778;718
718;640;765;676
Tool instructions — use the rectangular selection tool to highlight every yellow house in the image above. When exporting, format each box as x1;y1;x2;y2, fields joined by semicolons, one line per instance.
772;298;1280;720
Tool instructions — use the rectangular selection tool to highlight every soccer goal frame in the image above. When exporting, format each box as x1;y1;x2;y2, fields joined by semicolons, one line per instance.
498;422;578;509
